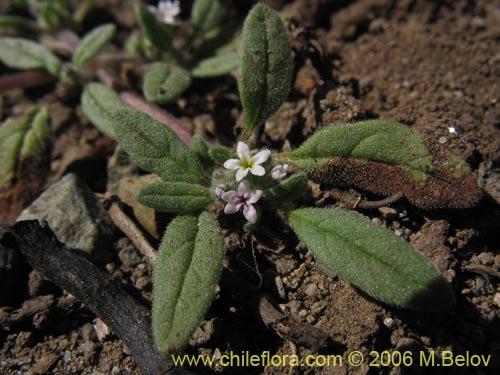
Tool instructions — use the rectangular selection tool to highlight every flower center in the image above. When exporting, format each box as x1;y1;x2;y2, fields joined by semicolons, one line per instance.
240;158;253;169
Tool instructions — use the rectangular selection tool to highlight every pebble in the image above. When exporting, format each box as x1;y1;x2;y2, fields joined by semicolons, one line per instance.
493;293;500;308
304;283;319;297
17;174;114;264
383;317;394;329
476;252;494;265
379;207;398;219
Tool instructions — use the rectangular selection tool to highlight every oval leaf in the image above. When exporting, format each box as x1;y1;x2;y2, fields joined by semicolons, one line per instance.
143;62;192;104
288;208;455;311
191;0;227;35
0;37;61;76
191;52;238;78
239;3;292;131
136;3;173;52
111;108;206;184
153;212;225;353
0;106;51;187
73;23;116;68
81;83;125;138
288;120;480;208
137;181;213;213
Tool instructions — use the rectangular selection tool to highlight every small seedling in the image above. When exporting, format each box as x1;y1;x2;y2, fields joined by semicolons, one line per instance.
80;2;479;356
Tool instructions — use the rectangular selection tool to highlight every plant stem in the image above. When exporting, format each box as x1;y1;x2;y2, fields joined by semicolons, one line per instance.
0;71;55;93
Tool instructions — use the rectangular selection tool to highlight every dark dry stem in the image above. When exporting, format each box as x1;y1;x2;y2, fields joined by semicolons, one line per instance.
120;92;193;145
100;194;157;265
0;71;55;93
1;220;199;375
329;189;403;209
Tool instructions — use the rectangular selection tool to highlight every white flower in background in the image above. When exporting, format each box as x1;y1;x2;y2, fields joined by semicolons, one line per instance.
271;164;288;180
221;181;262;223
148;0;181;25
223;141;271;181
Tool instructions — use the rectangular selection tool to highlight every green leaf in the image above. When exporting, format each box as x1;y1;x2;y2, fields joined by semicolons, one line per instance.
239;3;292;131
289;120;433;173
191;0;228;35
143;62;192;104
288;208;455;311
73;23;116;68
81;83;125;138
0;37;61;76
153;211;225;353
0;106;51;187
0;16;40;31
208;145;232;164
137;181;213;213
191;135;214;169
266;172;308;203
111;108;206;184
191;52;238;78
136;3;173;52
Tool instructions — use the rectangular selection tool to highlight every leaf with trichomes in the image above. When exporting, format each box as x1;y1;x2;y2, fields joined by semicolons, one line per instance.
143;62;192;104
81;83;125;138
190;0;228;35
137;182;213;213
288;208;455;311
0;37;61;76
136;3;173;52
73;23;116;68
111;108;206;184
239;3;292;131
191;52;238;78
153;212;225;353
0;106;51;188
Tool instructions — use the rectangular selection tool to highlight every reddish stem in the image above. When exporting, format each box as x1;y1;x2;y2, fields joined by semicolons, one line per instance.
0;71;55;93
120;92;193;145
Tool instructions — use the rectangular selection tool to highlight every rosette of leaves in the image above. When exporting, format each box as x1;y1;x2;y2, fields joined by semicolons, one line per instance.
135;0;240;104
81;3;468;357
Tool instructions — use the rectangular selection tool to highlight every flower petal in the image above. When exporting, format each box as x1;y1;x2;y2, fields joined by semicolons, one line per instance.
243;204;258;223
237;181;250;194
251;149;271;165
221;191;238;203
235;168;249;181
250;165;265;176
224;202;242;215
223;159;241;170
246;189;262;204
237;141;251;160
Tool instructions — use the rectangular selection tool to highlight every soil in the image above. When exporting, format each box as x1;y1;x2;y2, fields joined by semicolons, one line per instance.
1;0;500;375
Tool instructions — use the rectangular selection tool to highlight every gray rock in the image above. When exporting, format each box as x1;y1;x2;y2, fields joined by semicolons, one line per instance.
18;174;114;263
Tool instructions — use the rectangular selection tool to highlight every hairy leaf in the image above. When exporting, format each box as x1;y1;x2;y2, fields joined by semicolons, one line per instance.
136;3;172;52
0;106;51;187
191;135;214;168
266;172;308;203
143;62;192;104
137;181;212;213
81;83;125;138
0;37;61;76
153;212;225;353
191;0;227;35
191;52;238;78
111;108;206;183
208;145;232;164
73;23;116;68
288;208;455;311
239;3;292;131
0;16;39;31
288;120;480;208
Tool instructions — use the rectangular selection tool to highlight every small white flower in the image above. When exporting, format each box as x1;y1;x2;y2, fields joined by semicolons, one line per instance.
223;142;271;181
271;164;288;180
148;0;181;25
221;181;262;223
448;126;457;134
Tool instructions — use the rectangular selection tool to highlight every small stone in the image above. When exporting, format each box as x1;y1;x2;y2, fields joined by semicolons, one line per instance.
383;317;394;329
438;136;447;144
306;315;317;324
476;252;494;265
288;300;302;314
311;301;327;315
379;207;398;218
80;323;97;342
135;276;151;291
17;174;114;264
493;293;500;308
94;318;111;341
304;283;319;297
298;309;308;318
